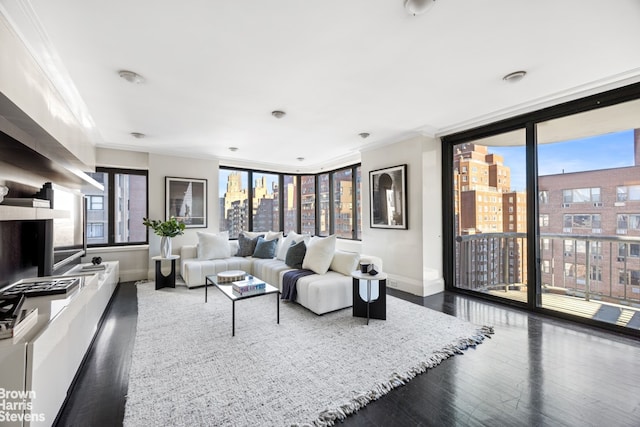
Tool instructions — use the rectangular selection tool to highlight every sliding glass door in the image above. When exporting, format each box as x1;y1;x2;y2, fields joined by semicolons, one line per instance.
445;84;640;334
452;129;529;304
536;98;640;328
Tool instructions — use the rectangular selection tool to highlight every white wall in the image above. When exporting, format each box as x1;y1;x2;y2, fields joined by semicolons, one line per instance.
96;147;148;169
147;153;220;278
361;135;443;296
421;138;444;296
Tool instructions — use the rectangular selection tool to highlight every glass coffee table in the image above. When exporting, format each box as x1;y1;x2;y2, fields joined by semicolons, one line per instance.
205;274;280;336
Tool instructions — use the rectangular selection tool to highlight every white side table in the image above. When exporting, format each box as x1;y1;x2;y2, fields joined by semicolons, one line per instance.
351;270;388;324
152;255;180;290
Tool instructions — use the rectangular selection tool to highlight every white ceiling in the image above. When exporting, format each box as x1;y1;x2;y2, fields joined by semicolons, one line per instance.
2;0;640;173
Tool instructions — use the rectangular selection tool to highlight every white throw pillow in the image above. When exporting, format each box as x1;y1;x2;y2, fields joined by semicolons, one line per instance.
241;230;264;239
265;230;283;241
197;231;231;260
302;235;337;274
330;250;360;276
276;231;307;261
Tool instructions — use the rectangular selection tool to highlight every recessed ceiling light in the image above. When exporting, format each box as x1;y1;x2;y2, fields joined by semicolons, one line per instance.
359;132;370;139
118;70;145;84
271;110;286;119
404;0;435;16
130;132;145;139
296;157;305;162
503;70;527;83
228;147;239;152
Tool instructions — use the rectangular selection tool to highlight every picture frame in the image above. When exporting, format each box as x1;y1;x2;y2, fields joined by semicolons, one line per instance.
165;176;207;228
369;164;407;229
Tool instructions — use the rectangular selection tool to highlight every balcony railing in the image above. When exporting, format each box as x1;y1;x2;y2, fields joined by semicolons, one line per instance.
456;232;640;306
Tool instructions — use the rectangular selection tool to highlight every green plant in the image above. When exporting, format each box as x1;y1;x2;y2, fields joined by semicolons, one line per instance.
142;216;186;237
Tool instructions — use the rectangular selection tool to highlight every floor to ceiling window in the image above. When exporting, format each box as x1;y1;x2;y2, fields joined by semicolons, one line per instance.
452;129;528;304
443;83;640;336
536;98;640;328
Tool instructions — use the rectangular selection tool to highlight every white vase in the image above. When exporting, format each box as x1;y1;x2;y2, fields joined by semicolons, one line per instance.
160;236;172;258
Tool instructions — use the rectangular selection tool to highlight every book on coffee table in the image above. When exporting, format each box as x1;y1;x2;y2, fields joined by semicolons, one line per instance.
232;279;266;295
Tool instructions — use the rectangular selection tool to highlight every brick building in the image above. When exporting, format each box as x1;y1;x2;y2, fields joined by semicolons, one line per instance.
538;130;640;302
454;143;527;288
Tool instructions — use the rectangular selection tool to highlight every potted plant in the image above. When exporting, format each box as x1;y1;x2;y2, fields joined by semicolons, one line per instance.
143;216;186;257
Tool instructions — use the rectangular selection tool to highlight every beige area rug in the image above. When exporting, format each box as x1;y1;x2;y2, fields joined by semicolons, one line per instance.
124;282;493;426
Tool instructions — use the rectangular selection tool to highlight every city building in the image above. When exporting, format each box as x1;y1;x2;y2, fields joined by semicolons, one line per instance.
454;143;528;289
220;171;248;237
539;129;640;302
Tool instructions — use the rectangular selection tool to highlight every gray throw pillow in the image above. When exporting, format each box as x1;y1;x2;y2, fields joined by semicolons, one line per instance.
253;236;278;259
285;240;307;268
236;232;263;257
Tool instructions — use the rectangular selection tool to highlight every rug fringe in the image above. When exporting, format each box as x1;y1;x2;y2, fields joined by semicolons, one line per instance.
298;325;495;427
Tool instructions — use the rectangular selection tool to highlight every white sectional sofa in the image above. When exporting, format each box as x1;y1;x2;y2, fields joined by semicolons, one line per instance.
180;232;381;315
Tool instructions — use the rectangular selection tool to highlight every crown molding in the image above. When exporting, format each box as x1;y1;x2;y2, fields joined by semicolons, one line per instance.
436;68;640;138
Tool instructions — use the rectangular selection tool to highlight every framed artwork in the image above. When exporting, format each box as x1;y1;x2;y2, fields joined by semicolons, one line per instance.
165;176;207;228
369;164;407;229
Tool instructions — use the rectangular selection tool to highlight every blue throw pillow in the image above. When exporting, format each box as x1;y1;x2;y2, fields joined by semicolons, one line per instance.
285;240;307;268
236;233;263;257
253;236;278;259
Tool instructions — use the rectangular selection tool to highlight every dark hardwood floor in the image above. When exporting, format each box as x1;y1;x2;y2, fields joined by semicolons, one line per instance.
56;284;640;427
55;282;137;427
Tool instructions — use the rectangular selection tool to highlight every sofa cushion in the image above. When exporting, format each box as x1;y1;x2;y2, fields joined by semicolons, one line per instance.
252;258;292;291
294;271;352;315
236;232;263;256
253;236;279;259
196;231;230;260
330;250;360;276
182;257;253;288
285;240;307;268
302;235;336;275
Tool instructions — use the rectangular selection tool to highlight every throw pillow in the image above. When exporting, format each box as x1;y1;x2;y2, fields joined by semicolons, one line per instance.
276;231;308;261
285;240;307;268
253;236;279;259
265;230;283;241
235;232;263;257
330;250;360;276
265;231;284;256
196;231;230;260
302;235;337;275
241;230;264;239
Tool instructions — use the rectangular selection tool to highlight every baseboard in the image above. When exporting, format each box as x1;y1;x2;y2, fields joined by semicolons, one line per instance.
120;268;148;283
386;273;444;297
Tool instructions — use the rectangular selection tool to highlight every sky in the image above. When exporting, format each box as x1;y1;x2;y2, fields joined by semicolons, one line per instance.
219;170;278;197
490;129;635;192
